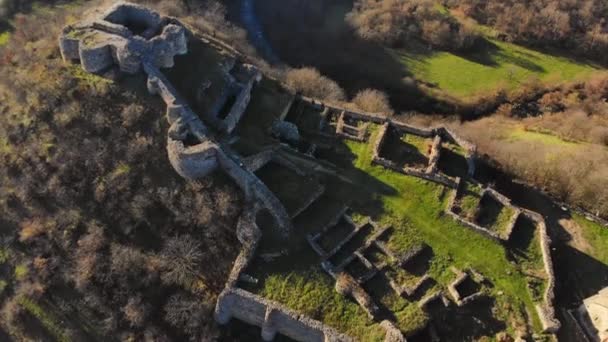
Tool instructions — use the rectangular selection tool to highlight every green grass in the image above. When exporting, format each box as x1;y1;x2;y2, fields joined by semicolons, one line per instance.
259;269;386;341
0;32;10;46
110;163;130;178
508;128;580;147
248;127;542;335
573;214;608;265
401;134;431;156
14;264;28;281
457;182;482;220
491;206;516;235
396;38;597;100
343;130;541;331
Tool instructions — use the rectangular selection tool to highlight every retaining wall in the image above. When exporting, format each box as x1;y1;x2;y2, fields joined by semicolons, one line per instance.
522;210;561;333
215;288;352;342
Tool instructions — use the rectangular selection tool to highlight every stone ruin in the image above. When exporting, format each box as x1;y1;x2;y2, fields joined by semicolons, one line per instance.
59;2;187;73
571;287;608;342
59;2;565;340
445;179;522;242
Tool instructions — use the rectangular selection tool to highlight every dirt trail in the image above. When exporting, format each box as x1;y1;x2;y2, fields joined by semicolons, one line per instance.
558;218;592;252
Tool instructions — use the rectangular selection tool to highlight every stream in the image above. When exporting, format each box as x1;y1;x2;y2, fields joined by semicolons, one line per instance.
239;0;280;64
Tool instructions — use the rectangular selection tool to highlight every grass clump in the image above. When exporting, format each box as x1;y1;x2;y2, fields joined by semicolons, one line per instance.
14;264;28;281
490;206;516;234
402;134;431;156
0;32;10;46
508;128;580;147
457;182;482;220
259;269;386;341
573;214;608;265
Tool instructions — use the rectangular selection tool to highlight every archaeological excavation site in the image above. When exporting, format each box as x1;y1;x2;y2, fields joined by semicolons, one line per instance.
0;1;593;341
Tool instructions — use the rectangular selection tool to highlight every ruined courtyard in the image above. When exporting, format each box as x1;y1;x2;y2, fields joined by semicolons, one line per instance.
56;2;602;341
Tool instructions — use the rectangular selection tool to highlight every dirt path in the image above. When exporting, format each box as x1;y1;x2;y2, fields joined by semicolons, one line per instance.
558;218;592;252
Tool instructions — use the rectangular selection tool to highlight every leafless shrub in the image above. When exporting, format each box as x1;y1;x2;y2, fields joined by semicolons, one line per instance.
19;218;50;242
73;222;106;289
164;292;218;339
285;67;346;102
352;88;394;115
121;104;145;128
160;235;203;288
122;296;149;328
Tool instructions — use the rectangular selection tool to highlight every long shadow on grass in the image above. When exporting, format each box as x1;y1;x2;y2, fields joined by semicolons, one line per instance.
240;135;399;293
475;160;608;327
424;297;506;341
233;0;454;114
449;38;545;73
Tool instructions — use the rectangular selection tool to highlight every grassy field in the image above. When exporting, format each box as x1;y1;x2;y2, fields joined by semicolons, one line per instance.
396;39;597;101
246;126;544;337
573;215;608;265
507;128;580;147
259;269;387;341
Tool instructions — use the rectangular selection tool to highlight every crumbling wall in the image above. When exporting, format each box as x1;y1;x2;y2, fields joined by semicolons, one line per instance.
60;2;188;74
215;288;353;342
522;210;560;333
437;127;477;177
426;135;442;174
371;123;458;188
222;66;262;133
444;179;501;242
481;188;521;241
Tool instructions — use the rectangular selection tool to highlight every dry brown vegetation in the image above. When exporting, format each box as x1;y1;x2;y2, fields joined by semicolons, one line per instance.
348;0;480;51
457;117;608;217
403;72;608;218
442;74;608;218
352;88;394;115
285;67;346;102
0;2;244;340
446;0;608;63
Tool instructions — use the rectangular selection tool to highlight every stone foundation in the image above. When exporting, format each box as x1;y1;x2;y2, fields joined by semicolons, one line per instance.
215;288;352;342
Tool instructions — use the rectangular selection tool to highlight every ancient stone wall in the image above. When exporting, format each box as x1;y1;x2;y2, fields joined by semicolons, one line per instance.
444;179;501;241
222;67;262;134
522;210;560;333
60;2;188;74
481;188;521;241
426;135;442;174
215;288;353;342
436;127;477;177
371;123;458;188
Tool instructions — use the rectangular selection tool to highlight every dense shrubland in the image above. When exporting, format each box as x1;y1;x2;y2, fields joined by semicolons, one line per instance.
347;0;480;51
349;0;608;64
447;0;608;64
0;2;243;340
